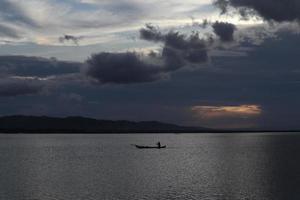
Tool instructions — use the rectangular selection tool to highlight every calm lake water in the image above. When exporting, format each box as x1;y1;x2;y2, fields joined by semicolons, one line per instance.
0;133;300;200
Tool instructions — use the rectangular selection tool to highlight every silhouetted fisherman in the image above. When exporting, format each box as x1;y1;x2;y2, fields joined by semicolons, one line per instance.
157;142;161;148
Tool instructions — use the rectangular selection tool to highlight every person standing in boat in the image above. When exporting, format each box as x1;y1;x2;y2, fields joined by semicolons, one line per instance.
157;142;161;148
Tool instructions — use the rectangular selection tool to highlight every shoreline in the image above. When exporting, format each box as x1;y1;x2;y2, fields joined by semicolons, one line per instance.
1;130;300;134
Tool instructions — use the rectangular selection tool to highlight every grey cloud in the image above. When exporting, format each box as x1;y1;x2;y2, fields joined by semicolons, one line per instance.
0;24;20;38
214;0;300;22
85;52;166;84
212;21;236;42
59;35;84;45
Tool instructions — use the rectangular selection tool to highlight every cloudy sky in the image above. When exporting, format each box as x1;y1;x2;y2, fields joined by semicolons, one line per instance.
1;0;300;129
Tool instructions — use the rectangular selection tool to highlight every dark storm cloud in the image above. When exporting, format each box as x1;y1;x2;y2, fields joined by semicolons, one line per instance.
140;24;210;67
214;0;300;22
85;25;212;85
162;32;209;70
85;22;246;85
59;35;84;45
0;0;37;27
0;24;20;38
85;52;165;84
0;78;45;97
212;21;236;42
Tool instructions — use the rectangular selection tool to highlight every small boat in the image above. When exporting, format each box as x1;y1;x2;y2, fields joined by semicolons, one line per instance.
134;144;166;149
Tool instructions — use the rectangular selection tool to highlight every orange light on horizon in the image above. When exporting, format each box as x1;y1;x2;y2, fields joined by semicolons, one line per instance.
191;104;262;119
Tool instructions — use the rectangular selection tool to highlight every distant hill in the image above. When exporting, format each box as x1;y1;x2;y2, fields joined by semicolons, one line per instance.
0;115;210;133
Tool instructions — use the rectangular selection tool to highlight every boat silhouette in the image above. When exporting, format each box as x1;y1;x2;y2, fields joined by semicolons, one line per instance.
134;144;166;149
133;141;166;149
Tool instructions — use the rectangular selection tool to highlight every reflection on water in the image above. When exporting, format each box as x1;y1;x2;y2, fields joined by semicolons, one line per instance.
0;133;300;200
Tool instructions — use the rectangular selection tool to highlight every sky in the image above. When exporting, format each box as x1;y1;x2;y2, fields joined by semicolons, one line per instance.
0;0;300;129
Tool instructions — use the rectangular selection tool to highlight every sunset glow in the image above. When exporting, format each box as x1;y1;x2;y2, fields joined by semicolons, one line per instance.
191;105;262;119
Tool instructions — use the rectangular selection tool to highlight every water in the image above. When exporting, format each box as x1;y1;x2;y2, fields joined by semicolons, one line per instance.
0;133;300;200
